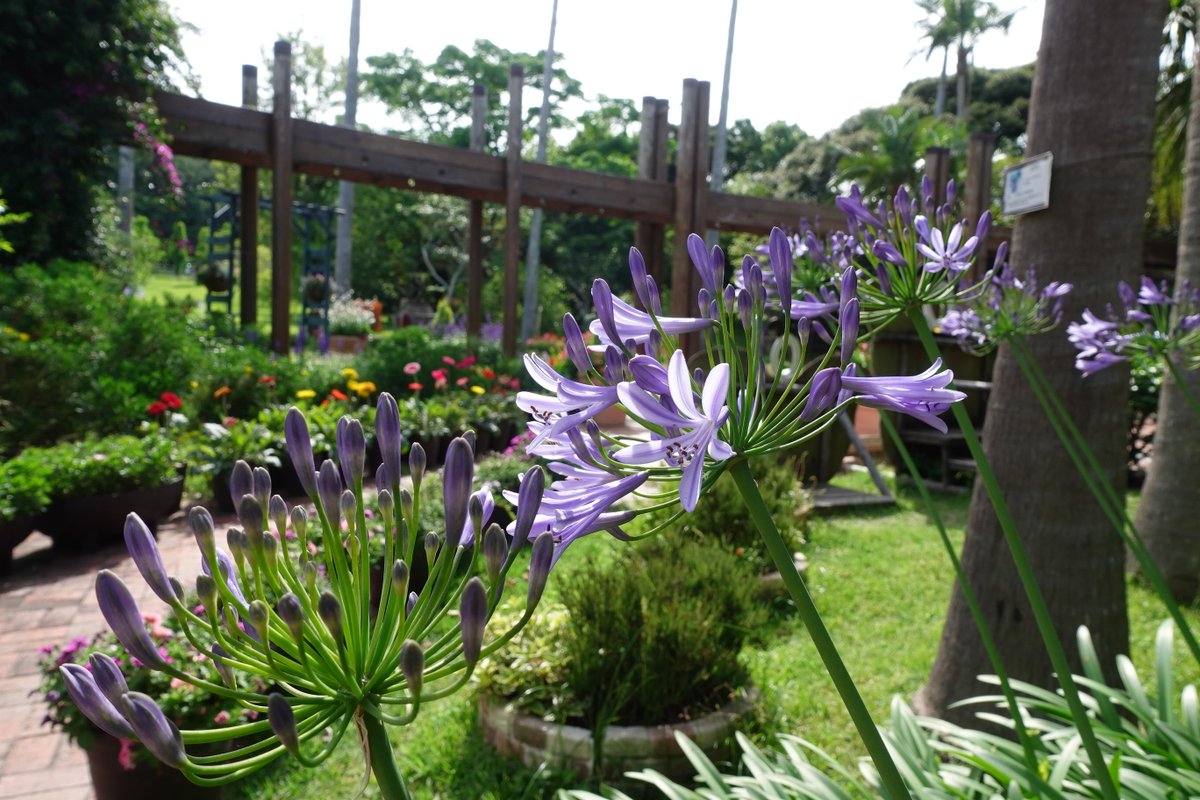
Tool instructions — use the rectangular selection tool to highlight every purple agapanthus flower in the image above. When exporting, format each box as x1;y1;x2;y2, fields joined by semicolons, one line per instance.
1068;276;1200;376
840;359;967;434
516;352;619;446
588;279;712;350
938;264;1074;355
915;216;979;274
612;351;733;511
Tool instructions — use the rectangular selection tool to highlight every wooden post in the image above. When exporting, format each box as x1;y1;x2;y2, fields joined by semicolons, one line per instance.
689;81;711;307
636;96;670;287
502;65;524;357
965;132;996;282
271;41;293;355
924;146;951;208
671;79;700;319
239;65;259;332
467;83;487;342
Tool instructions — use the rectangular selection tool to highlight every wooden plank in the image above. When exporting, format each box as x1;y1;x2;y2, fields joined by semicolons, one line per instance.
671;79;699;319
705;193;838;235
270;41;293;355
503;65;524;357
155;92;271;167
239;65;259;332
634;96;658;265
522;163;672;222
467;83;487;342
924;147;951;206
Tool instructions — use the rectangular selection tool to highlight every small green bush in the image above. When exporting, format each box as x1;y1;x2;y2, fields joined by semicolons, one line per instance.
0;447;54;521
48;433;179;500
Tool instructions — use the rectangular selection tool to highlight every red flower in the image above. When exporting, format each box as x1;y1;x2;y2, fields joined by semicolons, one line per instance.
481;367;496;380
160;392;182;410
330;388;348;401
146;401;167;416
408;382;424;391
259;375;276;386
456;356;476;368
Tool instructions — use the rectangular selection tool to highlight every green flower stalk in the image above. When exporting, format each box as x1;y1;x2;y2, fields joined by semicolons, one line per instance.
64;393;553;799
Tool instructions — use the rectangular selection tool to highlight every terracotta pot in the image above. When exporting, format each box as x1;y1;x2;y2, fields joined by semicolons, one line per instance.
42;471;186;553
84;733;219;800
327;334;368;354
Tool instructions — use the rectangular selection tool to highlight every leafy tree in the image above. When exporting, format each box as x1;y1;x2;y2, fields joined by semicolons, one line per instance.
362;40;583;150
722;119;808;182
0;0;187;265
902;63;1033;154
834;103;965;201
1149;0;1196;233
915;0;1017;121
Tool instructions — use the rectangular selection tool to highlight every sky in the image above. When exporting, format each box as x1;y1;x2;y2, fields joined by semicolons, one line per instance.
168;0;1044;138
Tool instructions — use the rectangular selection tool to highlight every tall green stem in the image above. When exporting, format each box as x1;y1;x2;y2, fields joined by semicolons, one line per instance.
727;458;912;800
879;414;1046;783
908;310;1119;800
362;712;412;800
1011;337;1200;665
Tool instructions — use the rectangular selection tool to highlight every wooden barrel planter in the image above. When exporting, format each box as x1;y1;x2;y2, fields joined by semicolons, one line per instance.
479;690;756;782
41;467;186;553
85;732;220;800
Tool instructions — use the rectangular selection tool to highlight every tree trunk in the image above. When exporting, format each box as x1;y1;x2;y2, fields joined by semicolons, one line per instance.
1134;11;1200;602
934;46;949;117
334;0;361;294
915;0;1166;725
520;0;559;342
706;0;737;249
955;41;969;120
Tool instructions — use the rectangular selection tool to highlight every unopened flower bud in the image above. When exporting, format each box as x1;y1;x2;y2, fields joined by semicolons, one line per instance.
60;664;135;740
237;495;264;554
399;488;413;518
262;532;279;573
277;593;304;643
375;463;389;494
376;393;403;486
424;533;440;567
126;692;187;768
460;577;487;667
188;506;216;562
269;495;288;538
195;574;217;609
229;461;253;507
211;645;236;687
482;524;507;585
511;467;545;553
88;652;129;708
526;532;554;610
252;467;271;510
303;560;318;591
95;570;165;668
462;429;476;454
467;493;483;547
406;591;418;617
377;488;393;519
227;527;248;572
247;600;270;641
268;693;301;757
317;461;343;532
290;506;308;546
336;417;366;488
408;443;426;489
400;639;424;697
318;591;342;643
285;407;319;499
391;560;408;596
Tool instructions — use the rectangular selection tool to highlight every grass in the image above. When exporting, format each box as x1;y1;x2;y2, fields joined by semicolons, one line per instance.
139;271;303;338
219;467;1200;799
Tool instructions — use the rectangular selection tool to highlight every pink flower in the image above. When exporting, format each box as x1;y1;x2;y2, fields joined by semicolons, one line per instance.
456;377;469;387
404;362;421;375
169;677;190;689
118;738;137;770
441;356;456;365
214;710;231;725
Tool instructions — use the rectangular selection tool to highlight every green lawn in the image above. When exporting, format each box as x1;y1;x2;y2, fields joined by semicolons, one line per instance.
220;470;1200;799
139;272;303;338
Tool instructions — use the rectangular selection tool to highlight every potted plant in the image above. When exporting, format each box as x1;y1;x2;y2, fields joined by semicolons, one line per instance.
477;534;762;783
39;433;184;552
186;420;281;512
38;612;253;800
326;293;375;354
195;263;231;294
301;272;328;304
0;446;54;572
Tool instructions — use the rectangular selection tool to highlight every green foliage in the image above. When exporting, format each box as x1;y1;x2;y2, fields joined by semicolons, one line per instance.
482;535;762;729
0;446;54;521
901;63;1033;155
356;327;525;397
0;0;186;265
46;432;178;499
835;103;965;202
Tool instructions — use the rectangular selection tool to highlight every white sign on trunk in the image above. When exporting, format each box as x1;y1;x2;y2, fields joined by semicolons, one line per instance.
1002;152;1053;216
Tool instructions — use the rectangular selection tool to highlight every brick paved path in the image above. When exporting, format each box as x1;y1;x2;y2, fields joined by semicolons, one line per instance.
0;511;218;800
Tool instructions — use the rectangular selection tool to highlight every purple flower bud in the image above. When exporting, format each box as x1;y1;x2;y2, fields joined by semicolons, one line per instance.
510;467;545;553
1118;281;1137;310
211;645;236;687
317;591;342;643
303;561;318;592
992;241;1009;272
202;547;246;605
563;313;594;375
276;593;304;643
801;368;842;421
337;417;366;488
687;233;718;294
285;408;319;499
769;227;793;319
252;467;271;511
238;495;264;554
424;533;440;567
840;298;860;366
226;527;245;567
247;600;270;641
123;513;177;604
391;559;408;595
482;524;507;585
375;393;403;490
460;577;487;666
946;179;957;207
872;240;907;266
377;486;393;519
88;653;128;707
697;288;713;319
629;247;652;309
797;316;811;347
603;345;625;385
95;570;166;668
229;461;253;508
400;640;424;696
409;443;427;489
188;507;216;562
895;186;913;227
526;532;554;609
921;176;934;211
268;693;301;756
592;279;624;351
645;275;663;315
975;210;992;244
737;289;752;330
195;574;216;609
125;692;187;768
317;460;343;533
406;591;418;617
59;664;135;740
289;506;307;546
442;438;474;551
262;532;279;573
266;497;287;540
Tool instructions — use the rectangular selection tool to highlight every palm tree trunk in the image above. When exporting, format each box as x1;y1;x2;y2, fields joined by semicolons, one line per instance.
915;0;1166;725
334;0;361;294
1133;8;1200;602
955;40;969;120
935;46;949;117
519;0;559;342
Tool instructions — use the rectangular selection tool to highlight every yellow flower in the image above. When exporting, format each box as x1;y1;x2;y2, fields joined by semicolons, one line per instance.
17;332;29;342
243;365;254;375
342;367;358;380
189;380;199;389
470;385;485;395
1;326;12;335
347;379;362;393
355;381;376;397
295;389;316;400
213;385;232;399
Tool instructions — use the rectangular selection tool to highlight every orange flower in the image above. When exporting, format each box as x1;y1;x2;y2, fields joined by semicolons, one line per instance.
330;388;348;401
213;385;232;399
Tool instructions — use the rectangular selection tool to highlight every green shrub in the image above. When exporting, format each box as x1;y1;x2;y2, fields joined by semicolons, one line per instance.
356;327;526;398
0;447;54;521
481;535;763;728
48;433;179;500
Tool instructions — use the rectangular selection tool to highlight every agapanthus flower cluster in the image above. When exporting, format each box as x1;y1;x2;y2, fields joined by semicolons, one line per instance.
1068;277;1200;376
834;180;994;327
512;226;966;564
61;392;554;786
937;256;1073;355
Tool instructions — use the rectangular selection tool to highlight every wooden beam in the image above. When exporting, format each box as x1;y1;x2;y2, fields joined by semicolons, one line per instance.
467;83;487;342
671;79;700;319
635;96;658;272
689;81;711;309
924;147;951;208
502;65;524;357
965;132;996;282
239;65;259;332
270;41;293;355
